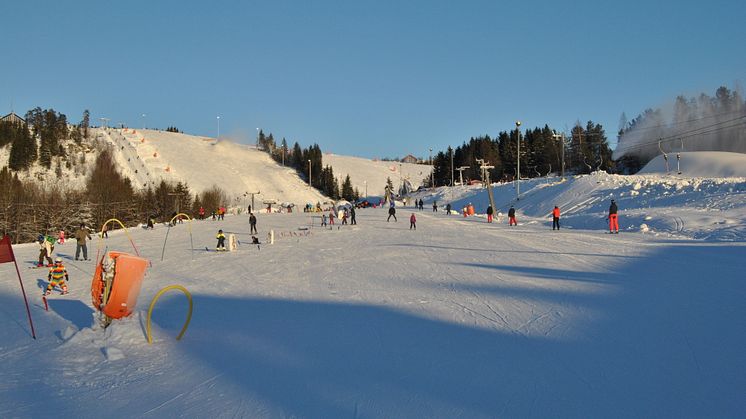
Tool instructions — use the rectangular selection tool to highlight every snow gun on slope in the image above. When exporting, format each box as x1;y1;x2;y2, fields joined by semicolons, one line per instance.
91;251;148;327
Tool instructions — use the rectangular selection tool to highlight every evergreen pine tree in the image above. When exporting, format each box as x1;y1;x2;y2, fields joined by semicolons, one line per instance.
341;174;354;201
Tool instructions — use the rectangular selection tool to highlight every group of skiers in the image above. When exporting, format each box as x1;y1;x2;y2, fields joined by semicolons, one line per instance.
396;198;621;233
36;223;95;296
321;206;356;227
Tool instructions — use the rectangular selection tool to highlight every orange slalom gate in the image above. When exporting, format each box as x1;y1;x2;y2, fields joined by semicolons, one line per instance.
91;252;148;323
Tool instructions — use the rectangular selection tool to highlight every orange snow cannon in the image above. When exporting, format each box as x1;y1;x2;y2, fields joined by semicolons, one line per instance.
91;251;148;326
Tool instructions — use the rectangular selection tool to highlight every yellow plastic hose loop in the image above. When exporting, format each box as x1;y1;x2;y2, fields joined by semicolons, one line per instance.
146;285;193;344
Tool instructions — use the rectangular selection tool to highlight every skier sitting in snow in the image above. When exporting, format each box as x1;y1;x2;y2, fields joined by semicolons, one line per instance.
45;257;69;296
216;229;226;251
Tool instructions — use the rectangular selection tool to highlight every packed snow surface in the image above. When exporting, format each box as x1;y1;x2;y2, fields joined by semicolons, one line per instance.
1;152;745;417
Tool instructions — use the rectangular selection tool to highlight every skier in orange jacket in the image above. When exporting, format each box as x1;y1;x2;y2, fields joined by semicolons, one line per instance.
552;206;561;230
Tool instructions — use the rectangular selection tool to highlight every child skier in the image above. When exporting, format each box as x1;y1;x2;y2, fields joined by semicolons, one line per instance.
45;257;69;295
216;229;226;251
37;234;55;267
321;213;327;227
410;213;417;230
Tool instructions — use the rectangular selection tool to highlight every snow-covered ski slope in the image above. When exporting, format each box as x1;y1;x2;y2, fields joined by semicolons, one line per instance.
2;201;744;417
97;128;326;205
321;153;432;197
1;152;745;418
410;152;746;241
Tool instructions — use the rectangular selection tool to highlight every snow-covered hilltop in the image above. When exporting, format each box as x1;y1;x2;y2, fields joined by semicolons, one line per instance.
97;128;326;205
321;153;432;197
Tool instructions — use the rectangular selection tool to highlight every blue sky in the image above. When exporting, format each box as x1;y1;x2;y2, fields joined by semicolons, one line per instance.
3;0;744;158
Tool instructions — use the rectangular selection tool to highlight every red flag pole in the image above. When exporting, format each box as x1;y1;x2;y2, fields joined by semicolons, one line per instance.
2;235;36;339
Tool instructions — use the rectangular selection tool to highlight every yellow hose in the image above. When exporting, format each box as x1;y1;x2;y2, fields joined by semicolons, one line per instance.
146;285;193;344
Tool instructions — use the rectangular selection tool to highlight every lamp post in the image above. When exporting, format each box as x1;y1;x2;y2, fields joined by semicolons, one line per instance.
449;146;454;187
399;163;402;193
308;159;312;187
141;113;146;130
552;130;566;179
515;121;521;199
429;148;433;187
364;180;368;198
217;116;221;139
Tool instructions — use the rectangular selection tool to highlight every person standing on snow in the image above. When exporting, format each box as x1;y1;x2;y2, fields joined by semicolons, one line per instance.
44;257;69;296
74;224;92;260
552;206;561;230
37;234;55;267
410;213;417;229
216;229;226;251
387;205;397;222
446;203;451;214
199;206;205;220
508;205;517;226
608;199;619;233
432;201;438;212
486;205;494;223
249;213;258;234
350;206;357;225
321;213;328;227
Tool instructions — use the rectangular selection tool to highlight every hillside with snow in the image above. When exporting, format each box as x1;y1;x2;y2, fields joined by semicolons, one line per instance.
1;128;436;207
98;128;327;206
321;153;432;197
0;151;745;417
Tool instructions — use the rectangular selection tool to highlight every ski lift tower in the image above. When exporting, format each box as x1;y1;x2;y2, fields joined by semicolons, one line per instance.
455;166;470;186
245;191;260;212
476;159;496;213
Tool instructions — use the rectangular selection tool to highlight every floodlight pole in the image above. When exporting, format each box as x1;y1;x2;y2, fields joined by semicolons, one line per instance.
515;121;521;199
552;131;566;179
